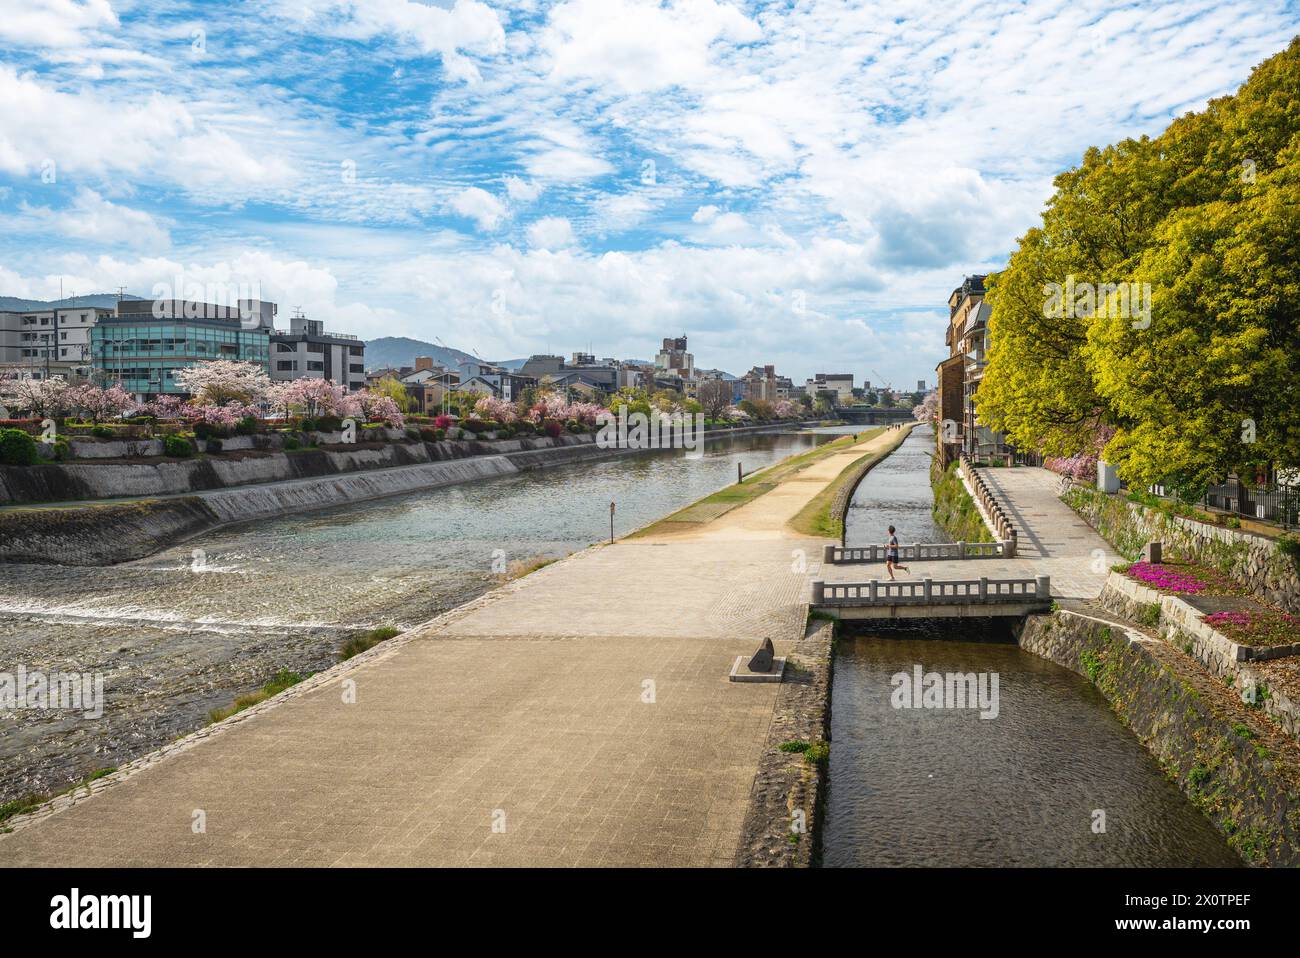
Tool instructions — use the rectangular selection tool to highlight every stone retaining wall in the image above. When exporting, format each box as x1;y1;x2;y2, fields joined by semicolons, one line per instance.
1063;484;1300;614
1100;573;1300;741
0;434;595;505
0;438;633;566
1018;609;1300;866
734;621;833;867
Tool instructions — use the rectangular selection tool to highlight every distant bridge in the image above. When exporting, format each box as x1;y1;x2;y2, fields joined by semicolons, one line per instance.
834;406;916;425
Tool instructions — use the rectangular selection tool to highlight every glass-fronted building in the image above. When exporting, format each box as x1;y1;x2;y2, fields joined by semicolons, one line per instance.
91;300;272;397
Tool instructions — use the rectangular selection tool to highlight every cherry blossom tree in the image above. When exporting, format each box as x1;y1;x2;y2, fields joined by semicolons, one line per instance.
173;360;272;406
65;383;136;423
912;391;939;423
0;375;71;418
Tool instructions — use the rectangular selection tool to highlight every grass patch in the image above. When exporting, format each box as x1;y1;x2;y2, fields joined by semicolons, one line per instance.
631;428;888;537
338;626;402;661
502;555;561;580
930;460;996;543
0;766;118;829
788;427;912;538
208;668;308;724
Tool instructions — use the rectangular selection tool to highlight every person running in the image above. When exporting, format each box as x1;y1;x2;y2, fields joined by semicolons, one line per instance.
885;525;909;580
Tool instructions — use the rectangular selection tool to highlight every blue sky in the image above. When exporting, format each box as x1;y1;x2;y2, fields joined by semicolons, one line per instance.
0;0;1297;384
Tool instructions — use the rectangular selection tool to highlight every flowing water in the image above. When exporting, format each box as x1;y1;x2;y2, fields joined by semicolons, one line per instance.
826;425;1239;865
0;427;853;803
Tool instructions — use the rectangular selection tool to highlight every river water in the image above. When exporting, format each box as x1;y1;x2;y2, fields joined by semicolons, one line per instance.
826;425;1239;865
0;427;852;803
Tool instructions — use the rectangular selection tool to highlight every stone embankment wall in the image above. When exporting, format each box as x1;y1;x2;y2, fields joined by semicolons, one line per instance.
735;621;833;867
1062;483;1300;614
0;434;595;505
1018;610;1300;866
1100;573;1300;741
0;438;624;566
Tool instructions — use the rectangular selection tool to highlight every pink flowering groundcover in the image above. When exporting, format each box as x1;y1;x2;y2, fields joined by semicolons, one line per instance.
1203;608;1300;649
1123;560;1246;597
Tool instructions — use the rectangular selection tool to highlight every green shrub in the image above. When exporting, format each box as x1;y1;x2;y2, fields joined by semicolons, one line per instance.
282;435;301;451
205;439;223;454
0;428;39;465
338;626;402;661
163;434;194;458
405;426;421;440
235;416;258;436
316;415;342;432
90;425;114;439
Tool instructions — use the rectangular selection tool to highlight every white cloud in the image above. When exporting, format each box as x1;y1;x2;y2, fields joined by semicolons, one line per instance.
0;0;118;49
503;175;542;203
526;216;577;249
0;67;295;193
284;0;506;82
18;188;170;250
449;186;507;230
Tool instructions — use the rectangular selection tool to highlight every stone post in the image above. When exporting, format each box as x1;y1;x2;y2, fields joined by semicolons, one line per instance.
957;540;965;559
869;579;878;602
1036;575;1051;600
979;576;988;601
823;544;836;564
923;577;932;602
812;580;825;604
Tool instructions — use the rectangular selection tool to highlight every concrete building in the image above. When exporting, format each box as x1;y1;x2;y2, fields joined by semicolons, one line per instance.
270;311;365;392
0;305;112;381
804;372;854;404
938;274;1010;462
740;365;779;403
92;298;273;398
654;336;694;380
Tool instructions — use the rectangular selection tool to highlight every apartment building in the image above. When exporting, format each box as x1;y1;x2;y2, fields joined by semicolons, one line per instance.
804;372;854;404
937;274;1009;462
270;311;366;392
0;305;113;380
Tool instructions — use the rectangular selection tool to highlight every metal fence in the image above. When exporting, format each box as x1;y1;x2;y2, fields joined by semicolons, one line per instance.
1203;480;1299;530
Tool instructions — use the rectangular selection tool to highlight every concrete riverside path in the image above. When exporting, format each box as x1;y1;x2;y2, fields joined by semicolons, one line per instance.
818;465;1122;601
0;431;1113;867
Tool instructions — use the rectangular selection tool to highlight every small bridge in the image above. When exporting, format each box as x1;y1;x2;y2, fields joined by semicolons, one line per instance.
812;575;1051;619
811;461;1118;619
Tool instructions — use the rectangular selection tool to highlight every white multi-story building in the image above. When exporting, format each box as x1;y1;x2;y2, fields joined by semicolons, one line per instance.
269;312;366;392
0;306;112;380
805;372;854;403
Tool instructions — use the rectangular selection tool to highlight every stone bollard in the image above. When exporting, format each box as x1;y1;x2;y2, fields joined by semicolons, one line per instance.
957;540;966;559
1036;575;1051;600
823;544;837;564
811;580;825;604
1007;531;1017;557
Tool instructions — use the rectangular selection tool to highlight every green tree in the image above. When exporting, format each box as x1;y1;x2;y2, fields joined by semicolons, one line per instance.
978;38;1300;487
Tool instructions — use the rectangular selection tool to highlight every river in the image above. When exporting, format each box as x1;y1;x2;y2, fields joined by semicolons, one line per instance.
0;426;853;804
826;425;1239;865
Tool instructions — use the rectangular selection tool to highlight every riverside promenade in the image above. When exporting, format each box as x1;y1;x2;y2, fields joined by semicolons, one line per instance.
0;431;1114;866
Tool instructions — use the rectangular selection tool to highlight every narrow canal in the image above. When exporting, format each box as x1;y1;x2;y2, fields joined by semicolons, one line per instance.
826;425;1239;865
0;426;854;804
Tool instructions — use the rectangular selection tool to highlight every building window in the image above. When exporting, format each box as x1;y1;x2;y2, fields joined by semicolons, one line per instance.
277;361;297;372
307;361;324;371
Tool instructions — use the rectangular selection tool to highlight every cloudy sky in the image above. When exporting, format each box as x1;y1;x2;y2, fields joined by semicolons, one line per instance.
0;0;1296;384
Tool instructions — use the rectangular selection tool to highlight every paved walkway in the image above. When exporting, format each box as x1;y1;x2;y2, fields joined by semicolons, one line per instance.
819;466;1120;599
0;430;904;867
0;443;1112;867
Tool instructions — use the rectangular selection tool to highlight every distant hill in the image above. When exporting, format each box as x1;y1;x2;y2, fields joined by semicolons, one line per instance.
0;293;144;311
362;336;484;372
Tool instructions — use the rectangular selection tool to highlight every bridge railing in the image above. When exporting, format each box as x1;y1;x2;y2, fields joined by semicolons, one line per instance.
959;454;1017;555
811;575;1049;607
823;542;1004;564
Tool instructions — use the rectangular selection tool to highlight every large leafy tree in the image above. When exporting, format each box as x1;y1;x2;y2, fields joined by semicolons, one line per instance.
978;38;1300;489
